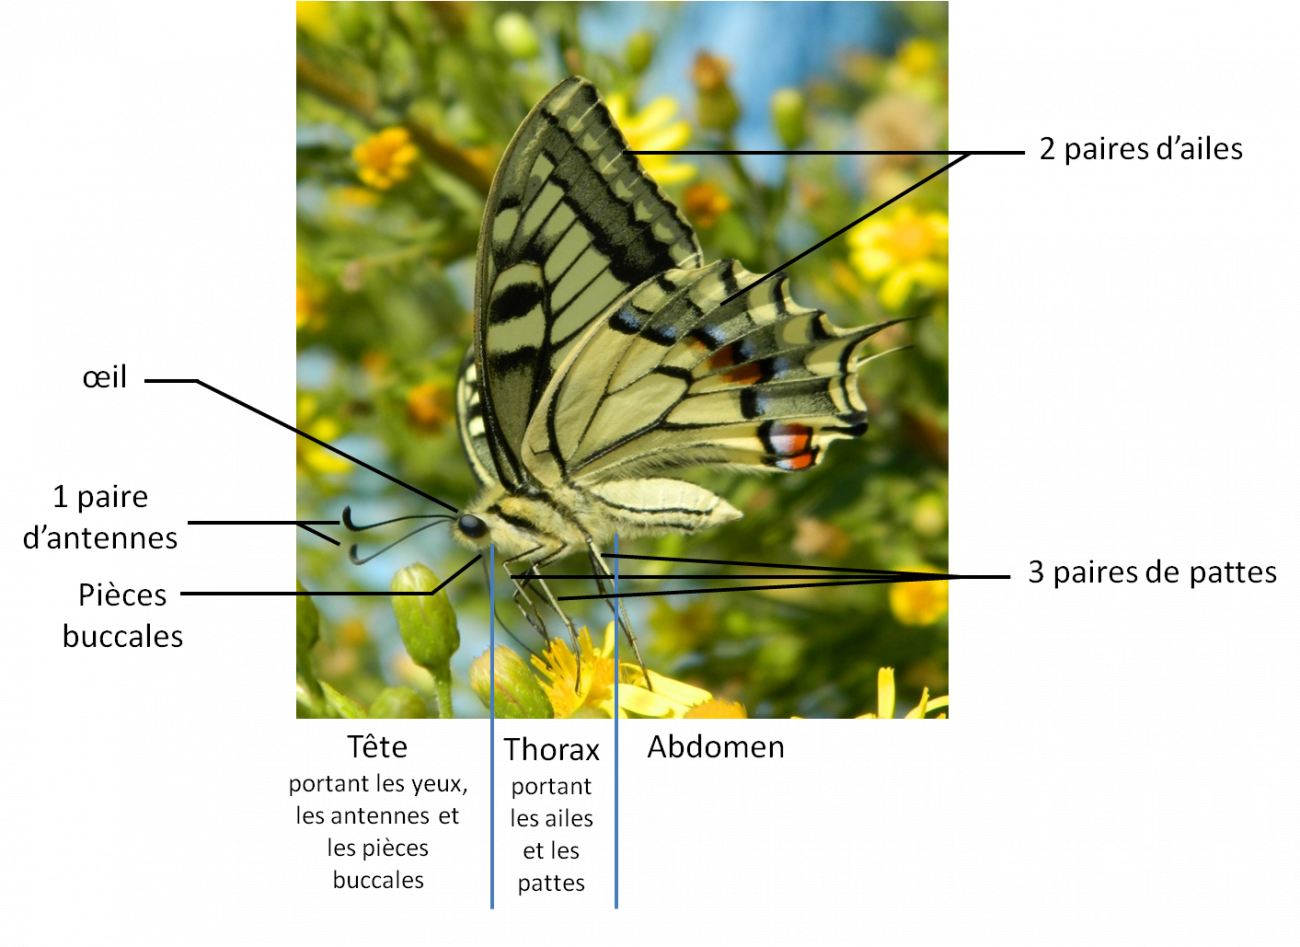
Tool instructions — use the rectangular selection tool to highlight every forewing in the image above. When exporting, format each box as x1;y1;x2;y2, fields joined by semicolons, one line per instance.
474;76;702;489
455;345;500;489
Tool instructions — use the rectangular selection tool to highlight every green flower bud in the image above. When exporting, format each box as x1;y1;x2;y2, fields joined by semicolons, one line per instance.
295;579;319;655
470;647;553;719
771;87;807;149
391;563;460;670
370;686;429;719
494;12;541;60
626;30;655;75
391;563;460;718
295;580;326;712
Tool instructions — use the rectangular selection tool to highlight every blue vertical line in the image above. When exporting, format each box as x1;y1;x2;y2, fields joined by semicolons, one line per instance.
613;533;620;910
486;543;488;905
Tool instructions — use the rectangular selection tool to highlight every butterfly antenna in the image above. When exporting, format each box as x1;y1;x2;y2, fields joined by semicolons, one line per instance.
348;519;450;565
343;506;455;532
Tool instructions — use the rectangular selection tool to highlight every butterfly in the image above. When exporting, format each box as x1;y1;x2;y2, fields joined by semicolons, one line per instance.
449;77;892;663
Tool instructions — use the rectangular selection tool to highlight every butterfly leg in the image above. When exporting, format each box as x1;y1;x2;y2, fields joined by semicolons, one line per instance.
502;547;581;660
515;548;587;692
586;540;651;690
480;557;539;658
500;550;551;642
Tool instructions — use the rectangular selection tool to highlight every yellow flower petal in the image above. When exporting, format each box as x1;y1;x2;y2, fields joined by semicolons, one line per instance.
908;259;949;292
628;97;678;135
638;120;691;154
685;699;747;719
904;687;930;719
879;269;915;310
642;161;696;186
638;669;714;707
854;247;896;280
877;667;896;719
605;93;631;125
616;685;686;719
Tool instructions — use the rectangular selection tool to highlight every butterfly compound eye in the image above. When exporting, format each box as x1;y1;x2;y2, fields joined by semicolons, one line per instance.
457;514;489;539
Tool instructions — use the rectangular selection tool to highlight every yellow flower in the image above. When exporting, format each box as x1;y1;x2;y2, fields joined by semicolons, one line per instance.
897;39;940;79
531;625;617;719
295;1;336;41
888;563;948;625
527;621;733;718
857;667;948;719
848;206;948;310
353;127;419;190
405;381;453;435
886;38;946;105
606;94;696;186
296;394;351;476
683;182;731;228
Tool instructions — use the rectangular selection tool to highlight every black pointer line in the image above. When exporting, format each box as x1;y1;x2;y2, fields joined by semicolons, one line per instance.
181;554;482;597
297;429;460;515
187;520;340;525
559;577;935;598
605;552;913;574
627;149;1025;155
293;520;338;543
716;153;969;307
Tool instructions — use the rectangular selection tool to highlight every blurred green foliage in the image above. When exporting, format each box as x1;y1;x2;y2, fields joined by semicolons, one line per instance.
296;1;949;719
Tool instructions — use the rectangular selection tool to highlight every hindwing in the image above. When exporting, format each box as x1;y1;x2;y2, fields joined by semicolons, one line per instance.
473;76;702;489
520;260;893;485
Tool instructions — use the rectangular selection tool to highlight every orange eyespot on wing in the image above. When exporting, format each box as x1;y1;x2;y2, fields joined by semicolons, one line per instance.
762;421;819;470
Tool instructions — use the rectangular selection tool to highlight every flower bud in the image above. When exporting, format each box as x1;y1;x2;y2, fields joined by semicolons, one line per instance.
470;647;553;719
369;686;429;719
626;30;655;75
494;12;540;60
770;87;807;149
391;563;460;673
692;52;740;132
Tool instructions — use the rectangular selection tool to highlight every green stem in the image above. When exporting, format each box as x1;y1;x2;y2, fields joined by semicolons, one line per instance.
432;669;455;719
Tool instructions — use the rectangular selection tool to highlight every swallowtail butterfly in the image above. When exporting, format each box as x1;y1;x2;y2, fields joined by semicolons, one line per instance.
451;77;891;657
